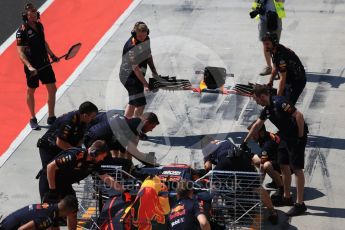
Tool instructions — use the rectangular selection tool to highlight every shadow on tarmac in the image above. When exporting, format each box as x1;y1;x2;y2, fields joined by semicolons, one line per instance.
148;132;247;148
306;72;345;88
290;187;326;202
149;133;345;151
306;205;345;218
262;209;298;230
308;135;345;150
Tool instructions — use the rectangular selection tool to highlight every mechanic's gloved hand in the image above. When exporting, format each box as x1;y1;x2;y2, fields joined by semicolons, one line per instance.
267;81;273;88
43;189;59;203
240;142;250;152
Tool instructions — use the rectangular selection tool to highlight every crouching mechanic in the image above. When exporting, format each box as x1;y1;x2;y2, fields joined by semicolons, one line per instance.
38;140;124;230
0;195;78;230
168;181;211;230
246;123;284;197
201;136;278;225
37;101;98;169
84;111;160;168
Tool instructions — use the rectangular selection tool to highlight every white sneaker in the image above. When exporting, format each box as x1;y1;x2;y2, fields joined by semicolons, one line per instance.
259;66;272;76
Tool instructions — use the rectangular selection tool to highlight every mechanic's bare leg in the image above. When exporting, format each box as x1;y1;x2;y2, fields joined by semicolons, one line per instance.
124;104;135;118
256;187;278;225
252;155;261;169
263;162;283;187
293;169;305;204
133;105;145;118
27;87;36;118
46;83;57;117
256;187;274;210
280;164;292;198
263;43;272;69
67;212;77;230
252;155;268;182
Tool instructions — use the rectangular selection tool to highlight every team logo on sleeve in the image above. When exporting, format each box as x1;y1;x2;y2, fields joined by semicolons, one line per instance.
42;203;49;209
57;155;72;164
279;60;287;71
169;204;186;219
282;103;293;113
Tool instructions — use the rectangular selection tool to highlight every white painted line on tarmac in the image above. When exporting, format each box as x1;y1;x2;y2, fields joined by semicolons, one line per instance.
0;0;143;167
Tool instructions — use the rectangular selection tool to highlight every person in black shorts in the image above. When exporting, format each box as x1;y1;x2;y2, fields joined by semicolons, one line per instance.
0;195;78;230
168;181;210;230
119;21;159;118
243;85;308;216
39;140;123;230
16;3;60;129
84;111;160;168
263;32;306;105
37;101;98;169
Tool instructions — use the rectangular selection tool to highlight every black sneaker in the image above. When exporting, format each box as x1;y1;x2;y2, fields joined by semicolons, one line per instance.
272;196;293;207
268;209;279;225
30;117;41;130
271;187;284;200
47;116;56;125
265;180;278;189
287;202;307;216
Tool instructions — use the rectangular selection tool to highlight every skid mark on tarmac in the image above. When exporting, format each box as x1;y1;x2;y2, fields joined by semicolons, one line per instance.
305;146;332;198
305;73;334;202
0;192;9;204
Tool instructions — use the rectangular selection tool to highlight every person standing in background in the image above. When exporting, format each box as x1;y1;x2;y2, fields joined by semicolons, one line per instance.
16;2;60;129
249;0;286;76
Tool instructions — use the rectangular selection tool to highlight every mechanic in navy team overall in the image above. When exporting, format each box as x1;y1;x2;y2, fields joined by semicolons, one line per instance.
16;3;60;129
0;195;78;230
39;140;123;230
37;101;98;169
201;136;279;224
84;111;160;168
263;32;306;105
247;122;288;206
168;181;211;230
243;84;308;216
119;21;159;118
